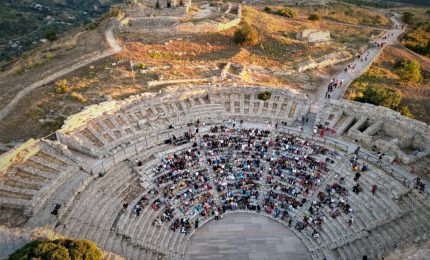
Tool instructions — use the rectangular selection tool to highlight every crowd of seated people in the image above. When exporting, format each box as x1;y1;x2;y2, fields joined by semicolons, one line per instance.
142;146;217;233
261;133;340;237
126;125;385;240
201;127;271;211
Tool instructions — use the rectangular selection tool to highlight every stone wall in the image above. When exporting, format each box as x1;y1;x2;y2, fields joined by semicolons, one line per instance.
56;84;310;158
297;51;352;72
125;6;188;17
315;99;430;164
116;3;241;35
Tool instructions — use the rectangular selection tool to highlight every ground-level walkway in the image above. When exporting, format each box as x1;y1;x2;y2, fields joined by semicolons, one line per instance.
185;213;312;260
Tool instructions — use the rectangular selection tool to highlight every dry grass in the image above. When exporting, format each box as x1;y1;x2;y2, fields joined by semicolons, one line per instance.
118;5;377;70
346;45;430;123
263;2;390;27
0;4;394;142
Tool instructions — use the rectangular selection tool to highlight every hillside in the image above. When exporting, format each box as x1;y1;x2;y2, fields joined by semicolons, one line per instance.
0;0;121;63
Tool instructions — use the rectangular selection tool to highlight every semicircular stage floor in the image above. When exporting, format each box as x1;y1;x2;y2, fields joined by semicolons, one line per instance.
185;213;312;260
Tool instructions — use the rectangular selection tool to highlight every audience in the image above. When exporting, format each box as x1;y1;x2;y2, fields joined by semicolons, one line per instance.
126;124;399;242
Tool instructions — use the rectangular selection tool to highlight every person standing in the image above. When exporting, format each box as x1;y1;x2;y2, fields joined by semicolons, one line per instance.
348;216;354;227
371;184;377;195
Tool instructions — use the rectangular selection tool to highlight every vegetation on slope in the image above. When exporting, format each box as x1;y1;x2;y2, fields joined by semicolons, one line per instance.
396;7;430;58
278;2;390;27
9;239;102;260
339;0;430;8
346;46;430;123
0;0;121;62
234;23;259;46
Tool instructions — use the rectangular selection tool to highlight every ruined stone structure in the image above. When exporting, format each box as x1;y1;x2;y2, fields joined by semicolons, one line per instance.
297;51;352;72
297;29;331;43
131;0;188;10
125;0;191;17
315;99;430;164
0;85;429;260
115;0;241;34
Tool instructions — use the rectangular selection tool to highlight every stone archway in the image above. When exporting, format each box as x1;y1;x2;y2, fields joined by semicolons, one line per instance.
185;212;312;260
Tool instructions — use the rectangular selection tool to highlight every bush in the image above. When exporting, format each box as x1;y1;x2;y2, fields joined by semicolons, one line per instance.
54;79;70;94
264;7;272;13
9;239;102;260
44;29;57;41
394;58;421;82
275;8;297;18
109;6;121;17
402;33;430;57
308;14;320;21
234;23;259;46
354;85;402;109
70;92;87;103
397;105;414;118
257;91;271;101
87;23;98;30
402;12;414;24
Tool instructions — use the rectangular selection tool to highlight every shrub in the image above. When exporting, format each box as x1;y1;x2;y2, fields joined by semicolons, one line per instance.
394;58;421;82
354;85;402;109
397;105;414;118
87;23;98;30
264;7;272;13
54;79;70;94
402;33;430;57
44;29;57;41
402;12;414;24
275;8;297;18
234;23;259;46
70;92;87;103
257;91;271;101
109;6;121;17
9;239;102;260
308;14;320;21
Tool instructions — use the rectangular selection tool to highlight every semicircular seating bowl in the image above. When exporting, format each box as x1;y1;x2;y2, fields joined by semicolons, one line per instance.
0;85;429;260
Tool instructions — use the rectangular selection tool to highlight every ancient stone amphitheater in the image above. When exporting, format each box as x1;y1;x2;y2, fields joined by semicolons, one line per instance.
0;85;429;260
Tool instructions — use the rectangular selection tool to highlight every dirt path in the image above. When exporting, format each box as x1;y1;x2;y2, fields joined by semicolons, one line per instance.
310;13;405;113
0;21;122;121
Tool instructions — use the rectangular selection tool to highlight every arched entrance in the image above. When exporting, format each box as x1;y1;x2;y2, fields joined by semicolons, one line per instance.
185;212;312;260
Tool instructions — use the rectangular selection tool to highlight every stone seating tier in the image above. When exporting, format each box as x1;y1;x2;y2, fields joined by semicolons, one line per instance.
1;86;428;260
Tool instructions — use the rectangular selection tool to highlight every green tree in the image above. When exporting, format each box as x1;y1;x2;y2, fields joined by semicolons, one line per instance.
308;14;321;21
355;85;402;109
33;242;71;260
402;12;414;24
9;239;102;260
234;23;259;46
44;29;57;41
394;59;421;82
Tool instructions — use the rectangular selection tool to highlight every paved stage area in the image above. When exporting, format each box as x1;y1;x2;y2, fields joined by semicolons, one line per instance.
185;213;312;260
